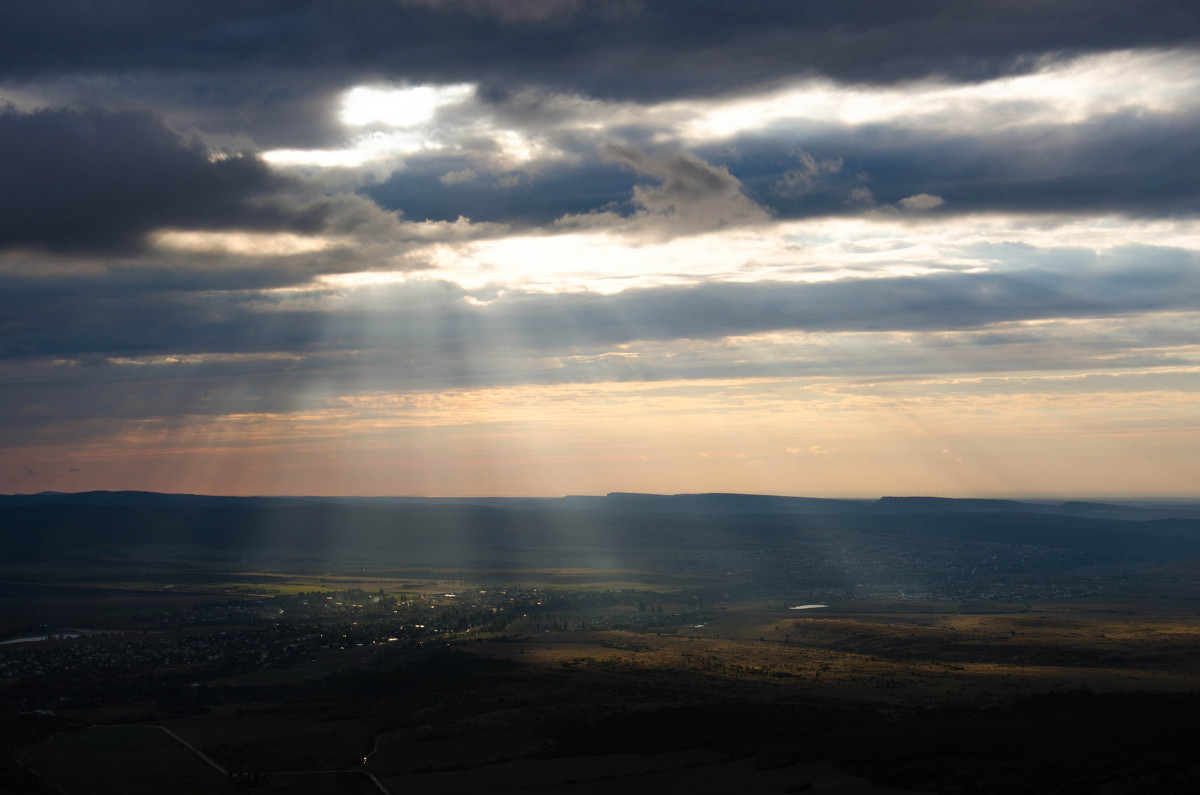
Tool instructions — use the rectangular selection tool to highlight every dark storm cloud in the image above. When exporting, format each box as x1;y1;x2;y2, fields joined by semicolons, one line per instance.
3;1;1196;106
146;76;351;151
0;105;391;253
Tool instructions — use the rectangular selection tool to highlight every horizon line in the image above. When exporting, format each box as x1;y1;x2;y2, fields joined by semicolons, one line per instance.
4;489;1198;503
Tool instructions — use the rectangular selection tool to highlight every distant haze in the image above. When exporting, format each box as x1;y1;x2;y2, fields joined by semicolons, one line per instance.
1;3;1198;497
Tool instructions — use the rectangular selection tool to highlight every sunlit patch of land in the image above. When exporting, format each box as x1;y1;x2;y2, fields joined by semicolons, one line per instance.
463;601;1200;709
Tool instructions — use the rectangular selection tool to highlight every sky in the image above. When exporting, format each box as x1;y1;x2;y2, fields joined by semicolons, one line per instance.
1;1;1199;498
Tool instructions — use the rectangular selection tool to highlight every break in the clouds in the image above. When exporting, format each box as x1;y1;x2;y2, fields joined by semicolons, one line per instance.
1;2;1198;497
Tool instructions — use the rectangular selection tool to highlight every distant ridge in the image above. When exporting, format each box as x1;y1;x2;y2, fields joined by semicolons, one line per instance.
603;492;866;513
879;496;1037;512
3;490;289;507
2;491;1197;515
2;489;1200;566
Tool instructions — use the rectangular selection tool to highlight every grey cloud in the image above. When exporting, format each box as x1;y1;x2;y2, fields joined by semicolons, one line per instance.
7;71;352;151
3;246;1196;363
0;266;329;359
0;105;399;254
898;194;944;211
399;0;605;24
554;145;769;239
366;100;1200;230
495;256;1200;344
5;5;1190;240
3;262;1197;445
773;152;844;194
2;1;1196;479
366;154;638;227
2;1;1196;107
440;169;478;185
729;108;1200;219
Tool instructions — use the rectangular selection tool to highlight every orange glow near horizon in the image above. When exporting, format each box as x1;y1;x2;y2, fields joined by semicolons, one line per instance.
6;372;1197;498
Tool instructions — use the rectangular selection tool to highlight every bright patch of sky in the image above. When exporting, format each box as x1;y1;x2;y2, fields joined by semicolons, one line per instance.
310;214;1200;297
260;50;1200;174
152;230;338;256
339;84;476;127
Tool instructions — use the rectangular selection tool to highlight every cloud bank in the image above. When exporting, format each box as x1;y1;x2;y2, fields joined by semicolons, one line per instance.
1;2;1198;496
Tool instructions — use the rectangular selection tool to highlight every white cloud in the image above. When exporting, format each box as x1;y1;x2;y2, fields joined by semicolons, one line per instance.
674;49;1200;142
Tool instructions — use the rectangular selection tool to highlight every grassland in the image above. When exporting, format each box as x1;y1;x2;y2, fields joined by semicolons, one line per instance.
6;555;1200;794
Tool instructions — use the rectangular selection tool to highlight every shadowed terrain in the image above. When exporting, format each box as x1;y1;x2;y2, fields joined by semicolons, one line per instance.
4;492;1200;793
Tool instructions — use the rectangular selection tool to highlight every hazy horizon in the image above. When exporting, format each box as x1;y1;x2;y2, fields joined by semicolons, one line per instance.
4;488;1198;503
3;3;1198;498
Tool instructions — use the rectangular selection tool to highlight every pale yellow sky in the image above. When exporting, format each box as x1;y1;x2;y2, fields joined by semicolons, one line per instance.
9;370;1197;497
